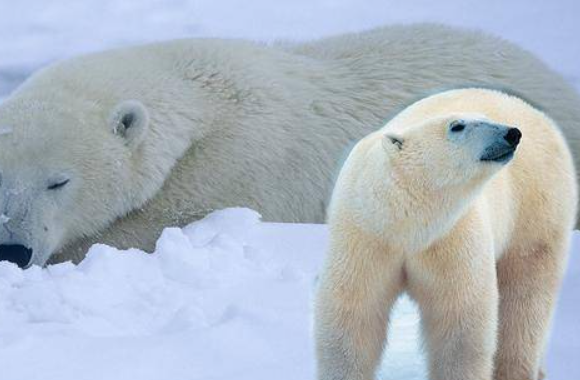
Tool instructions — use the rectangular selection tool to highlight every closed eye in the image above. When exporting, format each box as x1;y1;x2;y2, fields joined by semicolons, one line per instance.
47;179;70;190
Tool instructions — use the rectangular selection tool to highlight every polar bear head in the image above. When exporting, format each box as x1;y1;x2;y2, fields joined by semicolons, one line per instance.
382;114;521;192
329;112;522;249
355;113;522;249
0;97;157;268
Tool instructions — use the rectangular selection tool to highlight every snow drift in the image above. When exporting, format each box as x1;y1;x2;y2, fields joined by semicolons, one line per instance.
0;208;577;380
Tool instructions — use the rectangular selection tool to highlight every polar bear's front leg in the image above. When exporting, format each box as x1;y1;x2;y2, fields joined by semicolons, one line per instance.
406;228;499;380
315;226;405;380
494;237;569;380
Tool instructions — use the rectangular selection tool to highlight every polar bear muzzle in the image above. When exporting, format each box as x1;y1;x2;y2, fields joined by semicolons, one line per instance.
480;126;522;163
448;119;522;163
0;244;32;268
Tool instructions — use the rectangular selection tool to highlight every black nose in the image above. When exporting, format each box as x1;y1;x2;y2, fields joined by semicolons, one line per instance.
504;127;522;147
0;244;32;268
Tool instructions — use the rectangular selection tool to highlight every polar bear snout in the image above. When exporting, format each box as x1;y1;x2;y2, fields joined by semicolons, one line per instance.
479;125;521;163
0;244;32;268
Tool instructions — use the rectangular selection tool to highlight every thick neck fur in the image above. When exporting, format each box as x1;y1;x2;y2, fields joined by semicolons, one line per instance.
352;161;483;255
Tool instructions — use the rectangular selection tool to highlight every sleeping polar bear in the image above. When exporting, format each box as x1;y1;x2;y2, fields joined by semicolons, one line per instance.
0;24;578;267
315;88;577;380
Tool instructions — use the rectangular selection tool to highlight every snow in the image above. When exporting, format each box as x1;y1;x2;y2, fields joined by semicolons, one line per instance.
0;1;578;379
0;214;10;224
0;127;13;136
0;0;579;97
0;208;577;380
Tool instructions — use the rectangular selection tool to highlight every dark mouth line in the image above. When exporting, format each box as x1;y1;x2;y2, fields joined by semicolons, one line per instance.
480;149;515;162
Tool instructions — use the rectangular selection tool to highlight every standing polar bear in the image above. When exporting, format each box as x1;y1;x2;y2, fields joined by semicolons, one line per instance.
315;88;577;380
0;24;579;267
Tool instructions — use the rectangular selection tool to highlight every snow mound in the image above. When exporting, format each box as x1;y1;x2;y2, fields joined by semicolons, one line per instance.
0;207;426;380
0;208;577;380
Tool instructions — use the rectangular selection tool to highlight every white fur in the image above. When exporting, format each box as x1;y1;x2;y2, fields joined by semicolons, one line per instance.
0;24;578;265
315;88;578;380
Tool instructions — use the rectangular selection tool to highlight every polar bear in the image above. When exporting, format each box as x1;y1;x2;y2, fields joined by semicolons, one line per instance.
315;88;577;380
0;24;579;267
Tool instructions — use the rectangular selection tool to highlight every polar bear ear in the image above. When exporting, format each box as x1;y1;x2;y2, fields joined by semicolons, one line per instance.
382;133;404;151
109;100;149;148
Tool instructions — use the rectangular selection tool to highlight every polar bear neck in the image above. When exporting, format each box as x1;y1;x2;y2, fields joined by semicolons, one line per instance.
350;164;483;255
390;188;475;254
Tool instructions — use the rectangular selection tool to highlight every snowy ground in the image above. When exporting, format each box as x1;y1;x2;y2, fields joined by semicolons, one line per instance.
0;208;577;380
0;1;578;379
